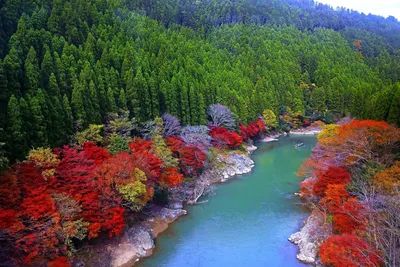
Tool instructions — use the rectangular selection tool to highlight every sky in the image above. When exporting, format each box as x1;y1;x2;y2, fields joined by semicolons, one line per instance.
317;0;400;20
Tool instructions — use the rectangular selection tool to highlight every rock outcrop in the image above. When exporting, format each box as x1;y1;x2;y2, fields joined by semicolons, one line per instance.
288;209;331;265
110;206;187;267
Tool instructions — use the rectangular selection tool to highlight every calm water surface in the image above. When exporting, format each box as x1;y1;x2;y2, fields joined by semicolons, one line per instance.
139;135;317;267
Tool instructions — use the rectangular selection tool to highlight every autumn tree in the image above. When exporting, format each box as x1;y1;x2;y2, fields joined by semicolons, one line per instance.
319;234;382;267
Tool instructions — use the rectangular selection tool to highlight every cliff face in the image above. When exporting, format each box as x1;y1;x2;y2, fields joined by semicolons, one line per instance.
75;147;256;267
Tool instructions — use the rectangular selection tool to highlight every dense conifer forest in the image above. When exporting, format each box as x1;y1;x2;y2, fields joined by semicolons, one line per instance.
0;0;400;164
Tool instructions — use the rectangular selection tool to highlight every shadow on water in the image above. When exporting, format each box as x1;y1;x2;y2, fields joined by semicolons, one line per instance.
139;135;317;267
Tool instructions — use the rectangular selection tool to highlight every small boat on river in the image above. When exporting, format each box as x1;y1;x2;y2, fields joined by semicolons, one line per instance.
295;143;304;148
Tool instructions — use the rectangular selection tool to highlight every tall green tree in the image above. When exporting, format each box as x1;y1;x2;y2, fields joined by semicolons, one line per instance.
24;46;40;91
7;95;27;160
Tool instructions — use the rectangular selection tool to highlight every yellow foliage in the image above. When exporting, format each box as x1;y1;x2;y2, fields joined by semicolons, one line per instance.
117;180;147;211
134;168;147;182
317;124;339;145
373;161;400;195
262;109;278;128
76;124;104;145
42;168;56;180
28;147;60;167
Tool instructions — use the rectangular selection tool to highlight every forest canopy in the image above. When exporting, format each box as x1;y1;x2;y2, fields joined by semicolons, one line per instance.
0;0;400;163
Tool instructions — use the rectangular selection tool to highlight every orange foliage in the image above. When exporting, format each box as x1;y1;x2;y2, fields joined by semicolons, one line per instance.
161;167;184;187
319;184;349;213
313;167;351;197
319;234;381;267
373;161;400;195
323;120;399;166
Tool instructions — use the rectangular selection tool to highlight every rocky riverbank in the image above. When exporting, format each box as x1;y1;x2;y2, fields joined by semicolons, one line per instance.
288;209;331;265
290;127;321;135
74;145;256;267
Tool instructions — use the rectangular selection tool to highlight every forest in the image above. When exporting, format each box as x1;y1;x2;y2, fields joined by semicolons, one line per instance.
0;0;400;165
0;0;399;266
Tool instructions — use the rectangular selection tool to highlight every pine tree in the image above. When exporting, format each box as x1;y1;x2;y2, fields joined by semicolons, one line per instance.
197;92;206;125
6;95;27;160
387;83;400;126
119;88;128;111
147;75;159;117
19;97;32;146
88;80;101;124
40;47;54;89
0;61;8;129
107;87;117;113
31;90;49;147
71;80;87;126
125;68;141;121
48;96;62;146
24;46;40;91
48;73;60;98
62;94;74;138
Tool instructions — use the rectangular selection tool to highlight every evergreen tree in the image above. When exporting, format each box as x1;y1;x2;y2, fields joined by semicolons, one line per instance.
6;95;27;160
30;93;48;147
387;84;400;126
40;47;54;89
62;94;74;138
88;80;101;124
24;46;40;91
19;97;32;146
71;80;87;126
107;87;117;113
119;88;128;111
48;73;60;97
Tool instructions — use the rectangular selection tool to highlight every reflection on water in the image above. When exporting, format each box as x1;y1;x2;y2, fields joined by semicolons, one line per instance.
139;135;317;267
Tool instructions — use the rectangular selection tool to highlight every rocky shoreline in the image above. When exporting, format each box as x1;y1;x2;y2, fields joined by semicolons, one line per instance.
288;209;331;266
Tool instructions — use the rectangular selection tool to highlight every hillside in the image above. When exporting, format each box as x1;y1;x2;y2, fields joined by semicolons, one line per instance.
0;0;399;164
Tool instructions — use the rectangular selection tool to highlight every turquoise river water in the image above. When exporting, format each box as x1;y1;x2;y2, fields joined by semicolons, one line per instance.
139;135;317;267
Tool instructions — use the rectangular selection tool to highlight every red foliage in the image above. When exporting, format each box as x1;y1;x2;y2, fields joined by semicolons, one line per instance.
129;138;153;153
239;119;265;141
209;127;243;149
0;208;18;229
95;152;136;186
20;193;56;220
48;257;71;267
166;136;207;176
313;167;351;197
101;207;126;237
0;171;20;209
319;234;382;267
333;199;366;234
131;150;163;183
83;142;111;165
239;122;249;141
161;167;184;187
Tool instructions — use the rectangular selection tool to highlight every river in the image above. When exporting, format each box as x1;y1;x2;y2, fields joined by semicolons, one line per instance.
139;135;317;267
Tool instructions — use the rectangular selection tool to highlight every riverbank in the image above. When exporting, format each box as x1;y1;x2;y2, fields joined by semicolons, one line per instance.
74;129;320;266
74;144;256;266
113;147;256;266
288;208;331;265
